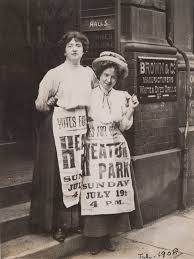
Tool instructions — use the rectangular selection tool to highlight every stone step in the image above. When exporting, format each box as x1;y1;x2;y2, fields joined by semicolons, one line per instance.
0;181;31;209
2;233;85;259
0;153;33;208
0;202;30;243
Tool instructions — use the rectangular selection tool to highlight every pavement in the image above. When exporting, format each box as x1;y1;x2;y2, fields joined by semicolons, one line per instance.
66;207;194;259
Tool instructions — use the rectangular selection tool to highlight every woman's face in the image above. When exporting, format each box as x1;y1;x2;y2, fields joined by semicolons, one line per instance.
65;38;84;64
99;67;117;92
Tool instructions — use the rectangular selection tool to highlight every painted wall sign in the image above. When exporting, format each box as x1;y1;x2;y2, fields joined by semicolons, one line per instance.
137;57;177;103
85;31;114;59
82;30;115;66
178;71;194;126
81;15;115;31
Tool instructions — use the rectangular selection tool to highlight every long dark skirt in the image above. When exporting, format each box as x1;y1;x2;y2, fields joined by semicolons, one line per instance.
30;111;80;233
83;213;131;237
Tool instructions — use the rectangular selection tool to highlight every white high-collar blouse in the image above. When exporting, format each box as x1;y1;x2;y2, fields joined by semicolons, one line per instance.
88;86;134;132
35;62;96;112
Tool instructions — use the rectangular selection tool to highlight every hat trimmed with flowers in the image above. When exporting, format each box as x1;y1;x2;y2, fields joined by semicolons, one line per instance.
92;51;128;79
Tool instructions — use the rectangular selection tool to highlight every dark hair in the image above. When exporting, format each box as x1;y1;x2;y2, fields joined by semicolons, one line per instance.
95;61;123;81
58;31;89;53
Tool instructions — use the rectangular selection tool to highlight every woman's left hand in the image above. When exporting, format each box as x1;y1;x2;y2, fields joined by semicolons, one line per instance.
129;95;139;108
124;94;139;121
125;93;139;108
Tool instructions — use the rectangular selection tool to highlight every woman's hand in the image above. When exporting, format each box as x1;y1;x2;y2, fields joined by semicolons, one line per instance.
126;94;139;108
125;94;139;121
47;96;57;106
130;95;139;108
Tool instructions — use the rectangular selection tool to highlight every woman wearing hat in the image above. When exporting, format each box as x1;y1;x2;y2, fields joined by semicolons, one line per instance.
30;31;97;242
81;51;139;254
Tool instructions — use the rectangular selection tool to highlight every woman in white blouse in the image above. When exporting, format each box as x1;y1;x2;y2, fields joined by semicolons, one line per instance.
30;31;96;242
81;51;139;255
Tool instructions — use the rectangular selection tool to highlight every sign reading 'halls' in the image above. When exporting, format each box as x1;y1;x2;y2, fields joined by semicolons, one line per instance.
137;57;177;103
81;15;115;31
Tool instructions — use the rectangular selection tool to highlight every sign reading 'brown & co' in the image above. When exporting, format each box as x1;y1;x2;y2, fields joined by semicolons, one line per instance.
137;57;177;103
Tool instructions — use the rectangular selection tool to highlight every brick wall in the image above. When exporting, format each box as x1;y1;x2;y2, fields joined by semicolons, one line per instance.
133;102;177;155
121;51;178;156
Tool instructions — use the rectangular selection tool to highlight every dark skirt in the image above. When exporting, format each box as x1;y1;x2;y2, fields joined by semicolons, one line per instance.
83;213;131;237
30;111;80;233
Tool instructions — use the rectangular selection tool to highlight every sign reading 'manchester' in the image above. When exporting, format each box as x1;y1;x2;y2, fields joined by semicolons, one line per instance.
137;56;177;103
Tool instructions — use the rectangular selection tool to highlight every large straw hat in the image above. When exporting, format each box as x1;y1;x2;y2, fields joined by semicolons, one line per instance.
92;51;128;79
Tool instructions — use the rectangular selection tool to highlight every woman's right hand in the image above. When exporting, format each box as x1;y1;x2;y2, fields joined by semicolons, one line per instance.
47;96;57;106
